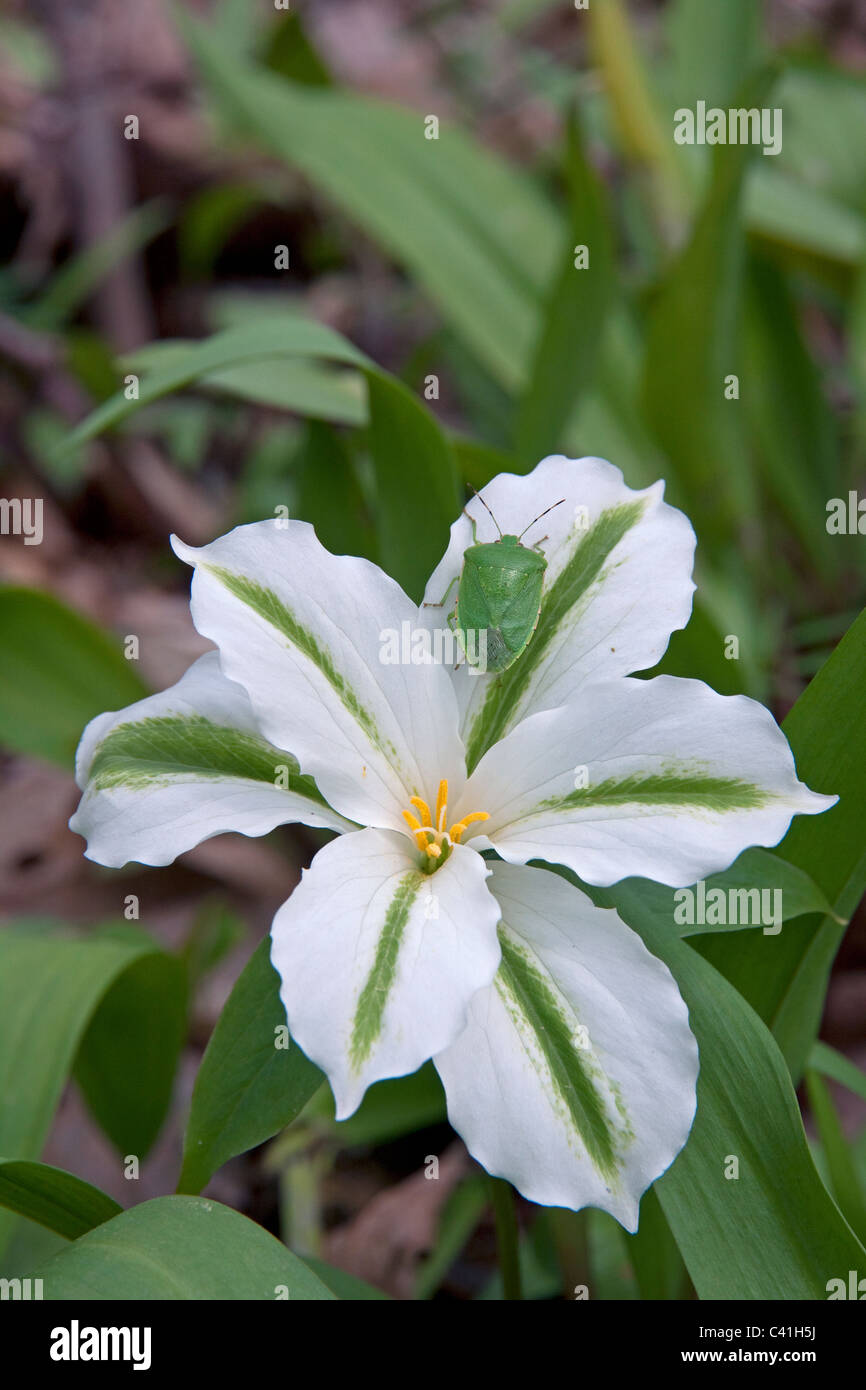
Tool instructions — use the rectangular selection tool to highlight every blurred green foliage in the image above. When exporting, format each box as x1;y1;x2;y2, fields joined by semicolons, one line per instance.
2;0;866;1301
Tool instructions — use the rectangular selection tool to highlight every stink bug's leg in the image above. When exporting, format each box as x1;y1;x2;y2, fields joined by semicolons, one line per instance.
446;609;463;669
461;508;479;545
532;535;549;552
423;573;459;608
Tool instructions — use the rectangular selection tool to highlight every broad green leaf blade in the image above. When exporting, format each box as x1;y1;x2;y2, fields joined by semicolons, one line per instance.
742;257;840;578
0;1160;121;1241
33;1196;335;1300
586;1209;638;1300
293;421;376;560
178;9;558;392
317;1063;446;1149
670;847;838;937
366;372;461;602
640;75;770;533
178;940;324;1195
746;166;866;267
595;875;866;1299
451;435;520;492
0;926;172;1256
809;1041;866;1107
588;0;686;223
0;590;147;766
126;340;367;426
666;0;763;111
513;109;614;465
779;607;866;908
773;65;866;213
301;1255;389;1301
55;316;369;461
625;1187;689;1301
805;1069;866;1247
55;318;460;603
700;606;866;1079
73;945;188;1159
264;10;332;87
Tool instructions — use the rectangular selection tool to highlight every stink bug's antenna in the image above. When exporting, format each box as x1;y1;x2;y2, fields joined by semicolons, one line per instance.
518;498;566;541
469;487;503;539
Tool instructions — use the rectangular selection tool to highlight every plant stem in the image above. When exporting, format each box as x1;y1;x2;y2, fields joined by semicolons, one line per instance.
488;1176;522;1300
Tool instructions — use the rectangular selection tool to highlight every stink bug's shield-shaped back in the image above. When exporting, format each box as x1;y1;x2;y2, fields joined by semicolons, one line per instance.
456;535;547;674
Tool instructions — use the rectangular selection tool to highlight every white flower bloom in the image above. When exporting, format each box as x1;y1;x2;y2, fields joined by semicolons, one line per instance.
70;455;835;1229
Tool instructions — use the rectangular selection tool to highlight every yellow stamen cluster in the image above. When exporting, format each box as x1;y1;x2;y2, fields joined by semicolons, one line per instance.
402;778;489;868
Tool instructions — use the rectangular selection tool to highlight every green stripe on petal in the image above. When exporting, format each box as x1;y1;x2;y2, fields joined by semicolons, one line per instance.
206;564;398;765
541;771;770;815
466;501;646;770
88;714;328;804
433;861;698;1226
71;652;354;869
350;870;424;1068
271;830;502;1120
495;925;626;1183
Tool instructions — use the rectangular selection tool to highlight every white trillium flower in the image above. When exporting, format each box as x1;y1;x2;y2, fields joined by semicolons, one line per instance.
70;455;835;1230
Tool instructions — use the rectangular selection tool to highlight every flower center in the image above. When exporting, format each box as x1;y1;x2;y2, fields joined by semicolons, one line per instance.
401;778;489;871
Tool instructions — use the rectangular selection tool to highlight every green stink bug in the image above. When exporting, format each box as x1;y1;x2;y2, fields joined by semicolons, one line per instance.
428;493;565;673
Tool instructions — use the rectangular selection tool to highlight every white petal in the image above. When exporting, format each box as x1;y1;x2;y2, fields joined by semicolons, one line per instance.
422;455;695;768
434;861;699;1229
270;828;502;1117
461;675;836;888
70;652;352;868
172;520;465;832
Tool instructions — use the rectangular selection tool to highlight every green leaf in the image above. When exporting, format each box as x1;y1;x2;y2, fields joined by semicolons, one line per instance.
0;926;177;1256
669;846;838;937
178;940;324;1195
809;1041;866;1107
60;314;459;602
772;65;866;217
57;317;458;599
588;0;687;225
302;1255;389;1301
625;1187;688;1301
699;606;866;1079
593;875;866;1299
73;943;188;1159
366;372;461;602
741;256;839;579
666;0;763;111
513;108;614;465
264;10;332;87
177;9;559;392
125;340;367;426
32;1196;335;1300
56;316;368;460
586;1209;638;1300
451;435;519;492
746;165;866;267
0;1160;121;1241
292;422;376;562
0;589;147;766
805;1069;866;1247
322;1063;446;1149
641;73;773;532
